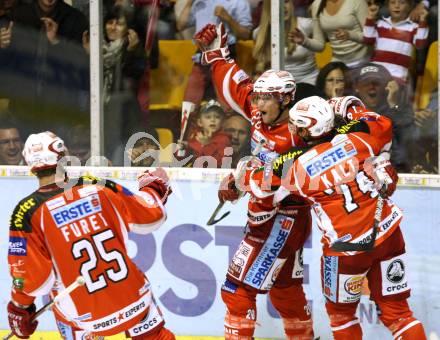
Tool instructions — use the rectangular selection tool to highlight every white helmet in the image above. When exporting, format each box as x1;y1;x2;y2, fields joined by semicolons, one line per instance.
23;131;66;171
253;69;296;98
289;96;335;138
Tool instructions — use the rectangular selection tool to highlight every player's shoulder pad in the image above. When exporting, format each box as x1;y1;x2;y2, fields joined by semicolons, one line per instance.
75;175;119;193
335;119;369;135
272;146;310;178
9;190;61;232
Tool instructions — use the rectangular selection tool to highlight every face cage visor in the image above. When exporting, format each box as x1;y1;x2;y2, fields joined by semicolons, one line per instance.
250;92;285;106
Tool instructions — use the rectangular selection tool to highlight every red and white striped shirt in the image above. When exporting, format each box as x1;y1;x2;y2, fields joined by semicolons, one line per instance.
363;16;429;82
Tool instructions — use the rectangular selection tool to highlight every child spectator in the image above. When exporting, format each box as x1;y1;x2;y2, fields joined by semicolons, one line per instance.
179;100;231;168
363;0;429;83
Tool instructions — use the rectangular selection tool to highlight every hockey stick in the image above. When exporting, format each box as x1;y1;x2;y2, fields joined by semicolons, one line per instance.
330;195;384;252
177;101;196;157
206;140;266;226
206;201;230;226
3;276;85;340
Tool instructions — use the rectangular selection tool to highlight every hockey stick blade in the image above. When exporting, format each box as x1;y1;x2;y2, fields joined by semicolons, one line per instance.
207;201;230;226
3;276;85;340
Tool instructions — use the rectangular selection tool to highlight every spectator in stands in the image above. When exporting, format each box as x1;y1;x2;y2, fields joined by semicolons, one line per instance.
176;0;253;122
178;99;231;168
174;0;195;39
104;0;160;127
315;61;350;99
111;128;161;166
0;118;23;165
222;113;251;168
290;0;369;67
127;128;161;167
0;0;18;20
353;63;415;172
66;124;91;165
412;87;438;173
83;5;148;158
361;0;429;84
0;0;89;137
71;0;89;18
253;0;319;84
293;0;314;17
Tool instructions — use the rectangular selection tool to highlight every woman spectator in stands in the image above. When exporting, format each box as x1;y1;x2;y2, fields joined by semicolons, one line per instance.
290;0;369;67
83;5;148;157
315;61;351;99
253;0;319;84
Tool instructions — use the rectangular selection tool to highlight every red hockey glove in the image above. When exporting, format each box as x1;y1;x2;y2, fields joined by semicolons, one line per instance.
218;173;240;203
138;167;172;204
194;23;230;65
366;153;398;198
380;163;398;197
7;302;38;339
328;96;365;120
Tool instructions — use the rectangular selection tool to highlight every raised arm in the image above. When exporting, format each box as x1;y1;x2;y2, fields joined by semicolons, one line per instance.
176;0;193;32
194;24;254;119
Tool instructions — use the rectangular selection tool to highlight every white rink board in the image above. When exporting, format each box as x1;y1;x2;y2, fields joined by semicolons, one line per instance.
0;174;439;339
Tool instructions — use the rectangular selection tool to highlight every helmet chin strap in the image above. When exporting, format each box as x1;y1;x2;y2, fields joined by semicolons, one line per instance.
271;96;289;125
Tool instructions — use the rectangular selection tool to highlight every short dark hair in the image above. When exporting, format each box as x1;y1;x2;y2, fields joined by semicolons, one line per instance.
133;128;160;148
0;117;20;131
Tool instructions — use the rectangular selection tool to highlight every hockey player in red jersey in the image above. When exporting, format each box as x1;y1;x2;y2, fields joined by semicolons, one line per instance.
7;131;175;340
194;23;314;339
244;96;426;340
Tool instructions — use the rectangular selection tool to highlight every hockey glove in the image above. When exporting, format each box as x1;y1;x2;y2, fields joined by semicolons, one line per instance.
218;173;240;203
194;23;230;65
138;167;172;204
367;153;398;198
328;96;365;120
7;301;38;339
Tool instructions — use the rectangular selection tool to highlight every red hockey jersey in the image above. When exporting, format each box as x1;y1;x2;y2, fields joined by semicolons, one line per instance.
211;60;303;164
247;112;400;256
8;177;166;335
